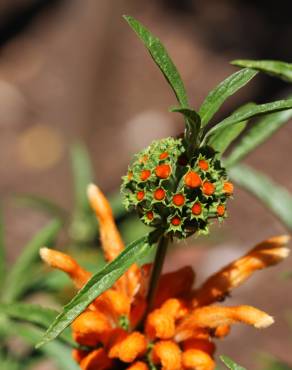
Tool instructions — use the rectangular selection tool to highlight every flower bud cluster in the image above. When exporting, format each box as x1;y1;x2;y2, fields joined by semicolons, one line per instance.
121;137;233;238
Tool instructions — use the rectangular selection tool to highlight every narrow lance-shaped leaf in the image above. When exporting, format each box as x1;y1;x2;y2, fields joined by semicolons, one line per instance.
37;234;155;348
199;68;258;127
0;302;74;346
220;355;247;370
232;59;292;83
124;15;189;107
225;105;292;167
229;164;292;230
3;219;62;302
207;103;256;155
70;142;97;243
71;142;94;212
0;203;5;293
203;98;292;143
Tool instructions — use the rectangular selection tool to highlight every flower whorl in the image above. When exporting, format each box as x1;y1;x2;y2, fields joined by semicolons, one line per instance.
121;137;233;239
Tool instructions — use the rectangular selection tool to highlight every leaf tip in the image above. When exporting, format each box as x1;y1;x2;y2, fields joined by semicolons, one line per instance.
35;341;44;349
122;14;134;24
230;59;248;68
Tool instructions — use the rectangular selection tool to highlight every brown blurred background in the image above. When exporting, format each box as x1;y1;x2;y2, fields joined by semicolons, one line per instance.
1;0;292;368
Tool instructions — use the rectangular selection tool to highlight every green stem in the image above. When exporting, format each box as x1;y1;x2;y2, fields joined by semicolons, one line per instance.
146;235;169;313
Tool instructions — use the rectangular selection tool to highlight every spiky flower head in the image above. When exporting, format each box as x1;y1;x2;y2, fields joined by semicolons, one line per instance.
121;137;233;239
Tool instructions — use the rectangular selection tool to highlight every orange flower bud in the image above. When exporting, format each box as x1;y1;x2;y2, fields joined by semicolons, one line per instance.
109;331;147;363
202;182;215;196
154;188;166;201
182;349;215;370
128;171;133;180
72;311;111;347
198;160;209;171
127;362;149;370
146;309;175;339
223;182;234;195
146;211;154;220
173;194;185;207
192;202;202;216
140;169;151;181
171;217;181;226
159;152;169;160
155;164;171;179
152;340;182;370
80;348;113;370
161;298;189;319
217;204;225;216
184;171;201;188
137;191;145;201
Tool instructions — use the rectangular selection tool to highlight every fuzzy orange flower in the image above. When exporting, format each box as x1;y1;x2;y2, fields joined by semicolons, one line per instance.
40;184;290;370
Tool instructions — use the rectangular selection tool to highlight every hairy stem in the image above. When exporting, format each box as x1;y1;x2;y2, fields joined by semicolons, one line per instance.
146;235;169;313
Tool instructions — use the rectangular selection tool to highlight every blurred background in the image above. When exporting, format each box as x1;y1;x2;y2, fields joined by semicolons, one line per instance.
0;0;292;369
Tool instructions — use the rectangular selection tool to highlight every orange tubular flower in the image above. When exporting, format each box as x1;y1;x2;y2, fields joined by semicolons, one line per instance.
40;184;290;370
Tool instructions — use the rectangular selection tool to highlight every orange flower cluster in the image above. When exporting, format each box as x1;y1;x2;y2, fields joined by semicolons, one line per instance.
40;184;290;370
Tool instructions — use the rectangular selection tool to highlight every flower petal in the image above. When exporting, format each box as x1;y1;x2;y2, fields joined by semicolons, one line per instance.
87;184;125;261
152;340;182;370
155;266;195;308
71;310;112;347
79;348;113;370
88;183;141;298
126;361;149;370
108;331;147;363
39;247;91;289
192;235;290;307
177;305;274;335
182;349;215;370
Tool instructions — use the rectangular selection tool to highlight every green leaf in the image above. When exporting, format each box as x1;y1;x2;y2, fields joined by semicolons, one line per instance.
0;203;5;293
231;59;292;82
37;234;155;347
3;219;62;302
124;15;189;107
9;323;79;370
0;302;74;346
203;98;292;143
71;142;94;212
70;142;97;244
229;164;292;229
206;103;256;154
220;355;247;370
208;121;246;154
199;68;258;127
13;194;67;220
171;106;201;155
225;106;292;167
